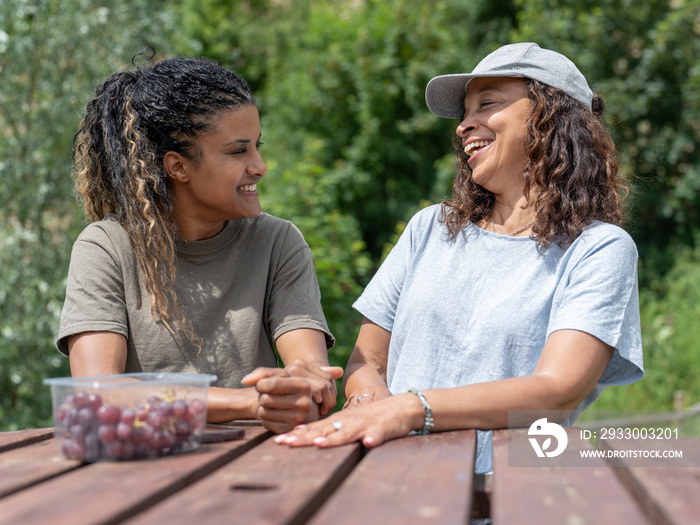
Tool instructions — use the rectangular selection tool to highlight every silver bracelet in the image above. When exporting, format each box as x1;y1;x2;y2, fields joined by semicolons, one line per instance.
408;388;434;434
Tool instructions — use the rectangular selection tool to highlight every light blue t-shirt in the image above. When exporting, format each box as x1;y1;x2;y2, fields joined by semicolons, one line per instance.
353;204;643;473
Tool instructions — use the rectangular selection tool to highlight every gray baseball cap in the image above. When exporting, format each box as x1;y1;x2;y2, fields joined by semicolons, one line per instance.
425;42;593;119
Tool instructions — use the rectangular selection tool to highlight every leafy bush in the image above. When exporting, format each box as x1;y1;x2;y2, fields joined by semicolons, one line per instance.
0;0;176;430
259;142;372;370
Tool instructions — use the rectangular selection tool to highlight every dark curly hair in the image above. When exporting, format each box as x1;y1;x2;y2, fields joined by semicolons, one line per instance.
72;56;255;343
440;78;626;247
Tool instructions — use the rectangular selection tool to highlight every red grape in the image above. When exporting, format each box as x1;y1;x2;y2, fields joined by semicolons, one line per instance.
116;421;132;440
96;405;120;425
120;408;136;425
55;391;208;461
97;424;117;443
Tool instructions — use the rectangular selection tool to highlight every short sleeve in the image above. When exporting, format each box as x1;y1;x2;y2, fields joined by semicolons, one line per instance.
548;225;643;386
352;211;424;331
267;223;335;348
56;224;131;354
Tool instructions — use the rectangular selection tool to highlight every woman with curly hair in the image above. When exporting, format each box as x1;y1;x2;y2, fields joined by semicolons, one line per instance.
57;55;342;433
274;43;644;474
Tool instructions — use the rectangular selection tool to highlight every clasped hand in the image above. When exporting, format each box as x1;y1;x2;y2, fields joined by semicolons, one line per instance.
242;360;343;434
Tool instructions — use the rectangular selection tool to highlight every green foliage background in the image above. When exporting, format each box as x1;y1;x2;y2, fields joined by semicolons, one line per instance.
2;0;700;429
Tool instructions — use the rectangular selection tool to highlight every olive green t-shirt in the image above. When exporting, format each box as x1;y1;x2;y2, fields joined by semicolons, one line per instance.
56;213;334;389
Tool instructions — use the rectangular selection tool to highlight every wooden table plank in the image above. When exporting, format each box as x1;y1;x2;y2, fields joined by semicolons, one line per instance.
0;425;269;525
600;437;700;525
123;437;363;525
0;428;54;453
308;430;477;525
492;428;651;524
0;438;81;498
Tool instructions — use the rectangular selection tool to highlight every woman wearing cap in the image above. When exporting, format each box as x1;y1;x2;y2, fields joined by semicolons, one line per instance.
274;42;643;473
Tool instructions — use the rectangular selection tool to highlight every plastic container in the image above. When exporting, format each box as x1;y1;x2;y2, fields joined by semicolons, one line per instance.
44;372;217;462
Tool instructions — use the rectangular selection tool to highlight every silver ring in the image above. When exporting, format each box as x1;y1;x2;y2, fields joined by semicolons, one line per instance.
357;393;374;404
332;421;343;431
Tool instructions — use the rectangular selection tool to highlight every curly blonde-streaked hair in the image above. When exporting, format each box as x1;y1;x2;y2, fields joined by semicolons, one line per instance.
441;78;627;247
72;57;255;343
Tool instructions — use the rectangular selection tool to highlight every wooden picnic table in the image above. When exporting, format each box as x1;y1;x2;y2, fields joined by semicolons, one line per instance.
1;422;699;524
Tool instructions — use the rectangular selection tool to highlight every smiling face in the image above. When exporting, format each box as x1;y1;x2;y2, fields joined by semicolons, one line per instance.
167;105;267;240
456;77;532;198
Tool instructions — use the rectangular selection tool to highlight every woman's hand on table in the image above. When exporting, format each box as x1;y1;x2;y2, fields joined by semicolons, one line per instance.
274;393;424;449
242;362;343;434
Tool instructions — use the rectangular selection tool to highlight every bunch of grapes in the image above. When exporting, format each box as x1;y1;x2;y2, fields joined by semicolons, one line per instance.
54;391;207;461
